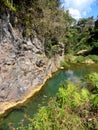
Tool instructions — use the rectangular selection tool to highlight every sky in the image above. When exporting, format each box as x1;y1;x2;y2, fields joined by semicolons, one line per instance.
60;0;98;19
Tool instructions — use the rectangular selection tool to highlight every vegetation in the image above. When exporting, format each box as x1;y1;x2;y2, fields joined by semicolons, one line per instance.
0;0;98;130
0;0;16;11
10;73;98;130
65;16;98;54
60;54;98;68
0;1;98;129
0;0;73;57
0;0;98;56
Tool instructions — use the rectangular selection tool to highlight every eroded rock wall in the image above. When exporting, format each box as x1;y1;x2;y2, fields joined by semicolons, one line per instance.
0;17;64;113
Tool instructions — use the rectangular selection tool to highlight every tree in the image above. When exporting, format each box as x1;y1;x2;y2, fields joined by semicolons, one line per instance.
95;17;98;29
0;0;69;56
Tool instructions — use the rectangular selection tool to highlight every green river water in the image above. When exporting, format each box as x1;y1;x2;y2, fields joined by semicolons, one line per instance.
0;64;98;130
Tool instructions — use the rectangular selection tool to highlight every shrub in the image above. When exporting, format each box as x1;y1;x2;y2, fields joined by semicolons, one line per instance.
88;55;98;62
85;72;98;93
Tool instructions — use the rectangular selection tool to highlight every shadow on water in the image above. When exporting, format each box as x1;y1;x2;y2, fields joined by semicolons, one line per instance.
0;63;98;130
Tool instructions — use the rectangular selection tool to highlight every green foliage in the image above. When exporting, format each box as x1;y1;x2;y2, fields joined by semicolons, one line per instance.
60;61;70;68
75;56;86;63
8;0;71;57
74;55;98;63
61;54;98;66
65;16;98;55
60;54;79;68
84;72;98;106
93;94;98;106
2;0;16;11
57;82;90;108
29;82;87;130
1;0;98;56
64;54;76;63
12;72;98;130
65;17;93;53
85;72;98;92
88;55;98;62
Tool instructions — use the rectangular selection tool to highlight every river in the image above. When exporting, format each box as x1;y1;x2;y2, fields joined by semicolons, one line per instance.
0;63;98;130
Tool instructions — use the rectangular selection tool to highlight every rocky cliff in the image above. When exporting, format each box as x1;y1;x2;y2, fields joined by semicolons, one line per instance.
0;16;64;114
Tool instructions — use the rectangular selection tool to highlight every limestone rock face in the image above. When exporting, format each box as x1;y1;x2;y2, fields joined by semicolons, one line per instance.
0;18;64;113
0;20;46;103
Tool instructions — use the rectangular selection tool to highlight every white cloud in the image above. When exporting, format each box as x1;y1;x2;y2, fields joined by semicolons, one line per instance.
69;8;81;19
62;0;96;19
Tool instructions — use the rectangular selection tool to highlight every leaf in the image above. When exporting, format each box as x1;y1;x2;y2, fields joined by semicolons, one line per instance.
28;126;32;130
93;95;98;106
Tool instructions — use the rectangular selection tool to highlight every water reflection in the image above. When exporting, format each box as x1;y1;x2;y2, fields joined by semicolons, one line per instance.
1;64;98;130
65;70;81;84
